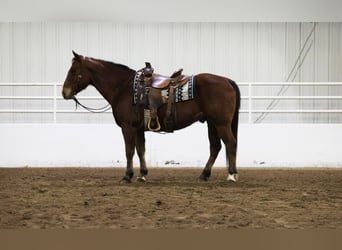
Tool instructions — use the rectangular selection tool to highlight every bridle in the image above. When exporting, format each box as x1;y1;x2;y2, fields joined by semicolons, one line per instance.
72;71;136;113
72;73;112;113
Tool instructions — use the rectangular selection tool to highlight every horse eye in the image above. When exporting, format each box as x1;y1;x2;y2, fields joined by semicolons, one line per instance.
78;74;83;80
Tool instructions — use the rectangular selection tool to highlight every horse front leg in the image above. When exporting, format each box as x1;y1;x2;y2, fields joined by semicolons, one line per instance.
120;125;136;184
136;128;148;182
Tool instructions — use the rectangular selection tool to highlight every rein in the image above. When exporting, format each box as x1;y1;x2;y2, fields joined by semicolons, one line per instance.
73;96;112;113
72;70;136;114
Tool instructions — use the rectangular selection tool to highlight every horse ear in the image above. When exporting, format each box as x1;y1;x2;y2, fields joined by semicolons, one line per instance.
72;50;82;62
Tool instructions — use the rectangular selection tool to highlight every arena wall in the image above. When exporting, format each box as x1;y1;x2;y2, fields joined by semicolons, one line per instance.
1;124;341;167
1;22;341;167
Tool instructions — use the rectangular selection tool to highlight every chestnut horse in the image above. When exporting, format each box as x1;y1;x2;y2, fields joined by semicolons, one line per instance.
62;51;240;183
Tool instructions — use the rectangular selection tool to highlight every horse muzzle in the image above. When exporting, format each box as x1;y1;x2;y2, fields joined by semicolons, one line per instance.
62;87;74;100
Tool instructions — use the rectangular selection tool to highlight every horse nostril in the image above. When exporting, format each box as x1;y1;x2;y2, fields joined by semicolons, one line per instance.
62;87;72;99
62;90;67;99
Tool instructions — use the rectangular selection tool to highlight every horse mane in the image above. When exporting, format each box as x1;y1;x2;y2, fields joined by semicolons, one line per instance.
85;56;136;73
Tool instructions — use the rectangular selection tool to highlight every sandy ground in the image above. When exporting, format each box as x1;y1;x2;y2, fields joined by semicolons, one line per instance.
0;167;341;229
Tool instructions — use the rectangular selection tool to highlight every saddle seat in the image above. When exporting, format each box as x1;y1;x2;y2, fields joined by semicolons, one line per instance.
150;69;189;89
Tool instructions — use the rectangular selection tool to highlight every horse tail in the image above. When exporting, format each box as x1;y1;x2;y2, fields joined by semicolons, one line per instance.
230;79;240;144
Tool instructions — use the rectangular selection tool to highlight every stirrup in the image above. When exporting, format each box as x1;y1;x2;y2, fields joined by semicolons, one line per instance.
147;117;161;132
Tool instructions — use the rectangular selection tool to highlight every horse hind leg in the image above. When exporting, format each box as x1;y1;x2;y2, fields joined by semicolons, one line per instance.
199;121;222;181
216;125;238;183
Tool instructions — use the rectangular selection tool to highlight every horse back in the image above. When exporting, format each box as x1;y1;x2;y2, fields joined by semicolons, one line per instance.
194;73;240;109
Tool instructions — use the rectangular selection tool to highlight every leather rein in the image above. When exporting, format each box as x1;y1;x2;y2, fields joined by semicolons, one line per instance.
71;72;111;113
73;96;111;113
72;72;135;113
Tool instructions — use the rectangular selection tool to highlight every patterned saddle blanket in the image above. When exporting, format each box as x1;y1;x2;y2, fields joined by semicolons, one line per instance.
133;71;195;105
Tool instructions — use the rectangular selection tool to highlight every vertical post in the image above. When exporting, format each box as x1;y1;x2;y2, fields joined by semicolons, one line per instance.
53;82;57;123
248;82;252;124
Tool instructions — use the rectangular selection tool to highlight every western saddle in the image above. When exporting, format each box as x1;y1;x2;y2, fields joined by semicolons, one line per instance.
137;62;190;132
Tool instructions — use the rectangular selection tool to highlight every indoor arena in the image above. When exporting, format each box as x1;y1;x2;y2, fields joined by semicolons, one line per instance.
1;2;341;235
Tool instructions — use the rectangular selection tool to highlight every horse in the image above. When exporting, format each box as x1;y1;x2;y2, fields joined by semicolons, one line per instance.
62;51;240;184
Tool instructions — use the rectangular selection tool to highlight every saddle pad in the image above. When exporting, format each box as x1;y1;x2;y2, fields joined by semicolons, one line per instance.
161;75;195;103
133;72;195;105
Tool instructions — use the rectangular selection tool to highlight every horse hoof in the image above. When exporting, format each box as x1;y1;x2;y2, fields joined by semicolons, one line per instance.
227;174;238;183
137;176;147;182
199;174;209;182
120;177;131;184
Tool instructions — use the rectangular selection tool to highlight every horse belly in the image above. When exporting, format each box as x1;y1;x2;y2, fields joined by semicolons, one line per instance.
158;101;203;131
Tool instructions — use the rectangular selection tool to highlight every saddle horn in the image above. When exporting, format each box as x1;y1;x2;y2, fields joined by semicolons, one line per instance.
144;62;154;77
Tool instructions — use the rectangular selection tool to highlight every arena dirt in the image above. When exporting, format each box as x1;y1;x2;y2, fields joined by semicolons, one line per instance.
0;167;341;229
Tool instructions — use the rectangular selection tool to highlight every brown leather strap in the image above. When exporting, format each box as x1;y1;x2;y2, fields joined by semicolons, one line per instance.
164;85;175;132
166;86;175;118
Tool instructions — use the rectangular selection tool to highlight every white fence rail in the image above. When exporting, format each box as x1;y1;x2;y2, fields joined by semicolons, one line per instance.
238;82;342;123
0;82;341;124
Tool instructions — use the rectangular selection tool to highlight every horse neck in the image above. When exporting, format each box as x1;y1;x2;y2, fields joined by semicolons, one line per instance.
86;59;134;105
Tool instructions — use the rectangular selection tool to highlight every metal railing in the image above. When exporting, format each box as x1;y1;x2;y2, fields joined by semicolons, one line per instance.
0;82;341;123
239;82;342;123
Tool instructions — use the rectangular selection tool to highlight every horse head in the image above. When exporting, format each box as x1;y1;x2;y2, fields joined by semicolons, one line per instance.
62;51;92;99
